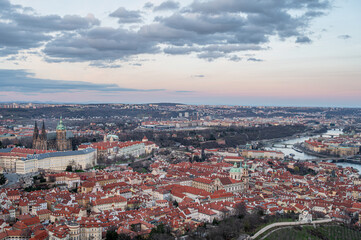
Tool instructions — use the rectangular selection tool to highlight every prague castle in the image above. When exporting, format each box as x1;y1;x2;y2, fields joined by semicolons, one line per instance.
32;117;73;151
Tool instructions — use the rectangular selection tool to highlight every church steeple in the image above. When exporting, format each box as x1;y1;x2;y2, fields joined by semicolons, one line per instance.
41;121;47;140
33;121;39;139
56;116;70;151
56;116;66;131
33;120;47;150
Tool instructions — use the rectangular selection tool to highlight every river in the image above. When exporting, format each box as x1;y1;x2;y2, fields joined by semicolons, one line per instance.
267;129;361;172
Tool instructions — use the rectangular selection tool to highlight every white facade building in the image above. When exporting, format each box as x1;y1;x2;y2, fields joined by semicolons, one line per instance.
16;148;97;174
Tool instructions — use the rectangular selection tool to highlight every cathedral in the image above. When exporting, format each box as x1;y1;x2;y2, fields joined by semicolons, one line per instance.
32;117;73;151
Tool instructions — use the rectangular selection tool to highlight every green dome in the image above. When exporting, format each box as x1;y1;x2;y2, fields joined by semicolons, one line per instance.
230;163;241;173
56;117;66;130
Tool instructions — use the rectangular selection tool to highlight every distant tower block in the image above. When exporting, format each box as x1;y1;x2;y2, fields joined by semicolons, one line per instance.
185;112;189;118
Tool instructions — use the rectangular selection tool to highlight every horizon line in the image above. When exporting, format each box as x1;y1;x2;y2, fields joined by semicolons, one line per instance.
1;101;360;109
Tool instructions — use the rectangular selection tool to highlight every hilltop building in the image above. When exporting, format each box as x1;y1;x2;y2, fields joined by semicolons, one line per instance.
32;117;72;151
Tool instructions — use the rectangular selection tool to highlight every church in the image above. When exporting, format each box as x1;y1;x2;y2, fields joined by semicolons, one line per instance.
192;162;249;193
32;117;73;151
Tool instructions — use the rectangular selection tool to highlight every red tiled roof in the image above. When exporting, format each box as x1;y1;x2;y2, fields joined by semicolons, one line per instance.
94;196;127;206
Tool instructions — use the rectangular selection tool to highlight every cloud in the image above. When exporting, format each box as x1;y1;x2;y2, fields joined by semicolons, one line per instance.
0;0;331;63
228;55;242;62
175;90;194;93
109;7;142;23
296;36;312;43
192;74;205;78
154;1;180;11
0;0;100;56
189;0;330;14
44;28;160;62
0;69;164;93
89;62;122;68
197;51;225;61
12;13;100;31
247;58;263;62
338;34;351;40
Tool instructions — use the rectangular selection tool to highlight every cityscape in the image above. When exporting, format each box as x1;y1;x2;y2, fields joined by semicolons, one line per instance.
0;0;361;240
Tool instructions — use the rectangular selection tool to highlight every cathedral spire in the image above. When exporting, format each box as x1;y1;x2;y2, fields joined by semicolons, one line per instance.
41;121;47;140
33;121;39;139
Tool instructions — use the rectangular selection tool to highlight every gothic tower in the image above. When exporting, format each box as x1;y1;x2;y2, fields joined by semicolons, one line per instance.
32;121;47;150
32;121;39;147
39;121;48;150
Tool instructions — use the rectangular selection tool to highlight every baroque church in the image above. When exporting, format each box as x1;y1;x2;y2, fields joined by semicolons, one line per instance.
192;162;249;193
33;117;73;151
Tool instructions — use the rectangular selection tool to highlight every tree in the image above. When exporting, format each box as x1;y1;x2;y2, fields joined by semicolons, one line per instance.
105;229;119;240
65;165;73;172
0;174;6;185
235;202;247;217
118;234;131;240
148;224;173;240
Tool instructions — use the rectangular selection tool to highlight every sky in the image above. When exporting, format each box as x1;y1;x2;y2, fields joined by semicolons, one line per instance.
0;0;360;107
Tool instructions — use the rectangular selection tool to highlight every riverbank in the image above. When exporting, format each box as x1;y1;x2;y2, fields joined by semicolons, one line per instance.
266;129;346;160
266;128;361;172
294;143;330;158
261;128;328;148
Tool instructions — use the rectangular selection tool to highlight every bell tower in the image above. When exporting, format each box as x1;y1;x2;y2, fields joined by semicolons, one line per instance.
242;161;249;190
56;117;68;151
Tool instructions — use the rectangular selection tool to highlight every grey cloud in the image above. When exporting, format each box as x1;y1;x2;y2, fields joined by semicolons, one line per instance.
304;11;326;18
175;91;194;93
109;7;142;23
12;13;100;31
0;69;164;93
0;22;51;50
160;13;244;35
164;44;261;60
0;0;100;56
338;34;351;40
44;28;160;62
228;55;241;62
190;0;330;14
0;0;330;63
192;75;205;78
296;36;312;43
197;51;225;61
154;1;180;11
247;58;263;62
89;62;122;68
164;46;199;55
138;23;199;45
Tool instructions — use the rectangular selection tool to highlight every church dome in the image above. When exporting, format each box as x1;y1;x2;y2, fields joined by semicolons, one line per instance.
230;163;241;173
56;117;66;131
